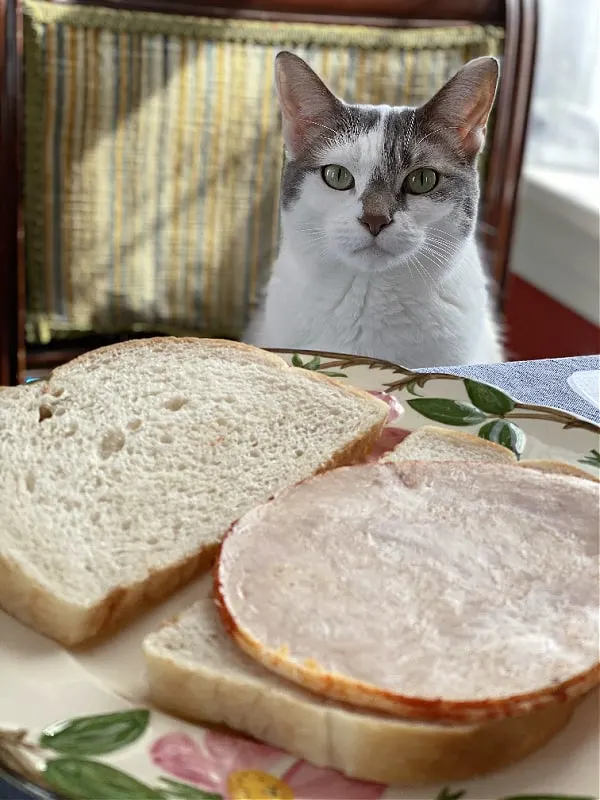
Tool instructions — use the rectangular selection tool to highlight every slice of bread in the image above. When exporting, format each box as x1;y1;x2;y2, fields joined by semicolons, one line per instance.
381;425;517;464
0;338;387;646
215;460;599;724
144;577;577;786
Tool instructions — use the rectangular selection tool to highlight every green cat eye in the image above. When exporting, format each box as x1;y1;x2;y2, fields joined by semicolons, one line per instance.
404;167;439;195
322;164;355;191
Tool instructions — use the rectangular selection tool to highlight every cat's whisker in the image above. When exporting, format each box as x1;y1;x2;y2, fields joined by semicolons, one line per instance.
300;244;328;256
406;253;428;285
425;235;468;252
424;228;468;247
425;234;475;257
409;255;435;295
424;236;465;257
425;232;461;245
421;241;469;268
425;225;463;235
423;242;461;261
425;226;466;241
423;240;468;261
404;256;417;284
425;245;461;262
420;249;448;272
426;233;479;260
299;239;329;255
411;258;437;299
423;244;480;275
406;255;417;281
298;229;329;238
300;240;329;247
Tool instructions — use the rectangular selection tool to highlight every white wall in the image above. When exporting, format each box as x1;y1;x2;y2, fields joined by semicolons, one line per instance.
510;167;599;326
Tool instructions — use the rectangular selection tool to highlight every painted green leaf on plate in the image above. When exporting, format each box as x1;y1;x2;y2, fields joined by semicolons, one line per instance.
291;353;347;378
407;398;487;426
478;420;526;457
433;791;593;800
405;379;425;397
500;795;596;800
45;758;163;799
435;788;466;800
40;710;149;756
464;379;515;415
579;448;600;469
158;777;222;800
321;370;349;378
305;356;321;370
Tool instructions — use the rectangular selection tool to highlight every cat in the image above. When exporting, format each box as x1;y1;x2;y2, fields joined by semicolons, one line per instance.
245;52;504;368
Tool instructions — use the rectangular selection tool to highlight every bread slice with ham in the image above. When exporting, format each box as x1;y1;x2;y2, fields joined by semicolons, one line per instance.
214;460;599;724
144;576;578;786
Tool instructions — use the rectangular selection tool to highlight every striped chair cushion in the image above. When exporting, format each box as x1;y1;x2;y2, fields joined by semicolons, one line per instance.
23;0;503;344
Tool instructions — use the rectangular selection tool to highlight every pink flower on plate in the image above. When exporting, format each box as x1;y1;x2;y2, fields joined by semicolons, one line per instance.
151;730;385;799
368;390;403;423
279;761;385;800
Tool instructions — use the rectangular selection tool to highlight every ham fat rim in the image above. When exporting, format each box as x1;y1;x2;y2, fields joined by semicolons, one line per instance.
215;460;600;724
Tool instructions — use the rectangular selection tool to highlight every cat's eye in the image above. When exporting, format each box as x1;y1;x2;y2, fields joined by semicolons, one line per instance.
322;165;355;191
404;167;439;195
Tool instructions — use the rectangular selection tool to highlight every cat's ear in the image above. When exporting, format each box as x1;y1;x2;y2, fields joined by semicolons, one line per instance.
420;57;499;157
275;52;340;157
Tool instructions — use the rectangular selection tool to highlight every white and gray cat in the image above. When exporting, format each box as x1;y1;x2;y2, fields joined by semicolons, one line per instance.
245;52;504;368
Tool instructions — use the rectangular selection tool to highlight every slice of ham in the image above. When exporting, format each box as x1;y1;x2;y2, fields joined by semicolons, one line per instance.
366;426;411;461
367;391;403;423
365;391;409;460
215;460;600;724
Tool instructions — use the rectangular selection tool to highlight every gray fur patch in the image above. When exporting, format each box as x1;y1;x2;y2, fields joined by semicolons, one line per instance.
280;154;316;210
280;105;380;210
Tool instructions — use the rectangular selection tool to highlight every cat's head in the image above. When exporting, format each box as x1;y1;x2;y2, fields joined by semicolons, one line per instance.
276;52;498;275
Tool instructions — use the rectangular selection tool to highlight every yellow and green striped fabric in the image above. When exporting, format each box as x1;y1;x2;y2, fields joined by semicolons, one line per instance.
23;1;503;344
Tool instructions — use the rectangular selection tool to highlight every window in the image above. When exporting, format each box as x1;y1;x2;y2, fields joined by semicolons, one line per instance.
526;0;599;174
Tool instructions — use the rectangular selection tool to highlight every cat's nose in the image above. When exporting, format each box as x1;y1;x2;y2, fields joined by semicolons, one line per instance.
358;213;392;237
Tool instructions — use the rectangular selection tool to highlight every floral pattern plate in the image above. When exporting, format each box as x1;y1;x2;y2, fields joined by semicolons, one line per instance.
1;351;599;800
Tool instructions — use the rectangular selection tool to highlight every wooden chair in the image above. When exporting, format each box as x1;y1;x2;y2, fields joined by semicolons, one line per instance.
0;0;537;385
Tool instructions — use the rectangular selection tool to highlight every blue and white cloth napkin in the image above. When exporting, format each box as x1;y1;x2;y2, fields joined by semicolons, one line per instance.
422;355;600;426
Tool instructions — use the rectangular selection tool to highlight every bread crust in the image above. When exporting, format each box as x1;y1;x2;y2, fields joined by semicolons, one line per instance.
0;544;220;647
215;459;600;724
48;337;290;379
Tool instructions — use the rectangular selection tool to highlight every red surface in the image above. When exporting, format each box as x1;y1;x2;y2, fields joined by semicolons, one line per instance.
504;275;600;361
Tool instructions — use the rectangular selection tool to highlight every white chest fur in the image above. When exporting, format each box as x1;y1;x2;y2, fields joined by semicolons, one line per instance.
246;238;502;369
